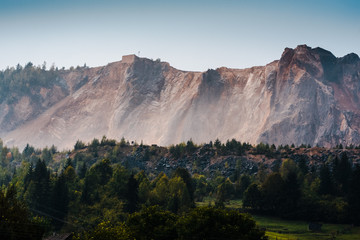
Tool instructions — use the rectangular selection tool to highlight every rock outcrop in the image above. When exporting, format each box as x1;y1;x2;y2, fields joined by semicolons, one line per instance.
1;45;360;149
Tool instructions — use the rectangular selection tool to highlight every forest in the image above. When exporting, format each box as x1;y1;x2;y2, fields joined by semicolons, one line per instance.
0;137;360;239
0;62;61;101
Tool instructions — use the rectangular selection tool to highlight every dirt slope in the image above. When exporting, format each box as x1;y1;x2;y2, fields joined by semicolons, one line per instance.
1;45;360;150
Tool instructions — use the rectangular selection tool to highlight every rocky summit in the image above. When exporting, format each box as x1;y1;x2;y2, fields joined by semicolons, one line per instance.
1;45;360;149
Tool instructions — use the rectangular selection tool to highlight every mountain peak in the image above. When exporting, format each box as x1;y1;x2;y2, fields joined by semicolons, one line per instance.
339;53;360;64
294;44;312;52
121;54;139;64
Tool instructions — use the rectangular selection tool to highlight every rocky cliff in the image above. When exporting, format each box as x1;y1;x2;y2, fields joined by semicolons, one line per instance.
1;45;359;149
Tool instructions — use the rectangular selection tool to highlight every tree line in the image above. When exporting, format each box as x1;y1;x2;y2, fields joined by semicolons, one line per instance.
242;154;360;224
1;137;360;238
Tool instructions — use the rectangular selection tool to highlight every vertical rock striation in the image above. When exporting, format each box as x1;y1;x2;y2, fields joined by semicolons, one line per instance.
1;46;360;149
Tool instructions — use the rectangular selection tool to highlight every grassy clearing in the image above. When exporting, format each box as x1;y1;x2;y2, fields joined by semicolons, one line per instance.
196;197;243;209
254;215;360;240
196;199;360;240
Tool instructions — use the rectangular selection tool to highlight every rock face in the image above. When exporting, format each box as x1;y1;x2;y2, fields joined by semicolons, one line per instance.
1;45;360;149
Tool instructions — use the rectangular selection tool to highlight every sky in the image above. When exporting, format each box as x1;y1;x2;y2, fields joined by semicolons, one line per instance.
0;0;359;71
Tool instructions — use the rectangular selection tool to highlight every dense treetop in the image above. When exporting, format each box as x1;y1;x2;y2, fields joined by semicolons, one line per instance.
0;137;360;239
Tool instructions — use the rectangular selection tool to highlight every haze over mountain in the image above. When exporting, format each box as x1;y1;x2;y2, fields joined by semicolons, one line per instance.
1;45;360;150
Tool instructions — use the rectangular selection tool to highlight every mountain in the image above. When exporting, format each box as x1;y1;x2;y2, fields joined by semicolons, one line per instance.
1;45;360;150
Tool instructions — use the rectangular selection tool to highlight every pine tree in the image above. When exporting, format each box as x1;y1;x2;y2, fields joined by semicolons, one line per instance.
333;153;352;195
348;165;360;224
318;164;333;195
125;174;139;213
51;174;69;230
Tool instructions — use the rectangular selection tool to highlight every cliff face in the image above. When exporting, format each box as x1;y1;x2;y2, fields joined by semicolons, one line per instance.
259;45;360;147
1;45;360;149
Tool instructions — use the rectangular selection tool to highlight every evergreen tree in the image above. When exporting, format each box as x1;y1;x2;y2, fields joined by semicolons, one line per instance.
108;165;130;199
243;183;263;210
64;158;73;171
41;147;52;163
261;173;284;213
281;171;301;218
186;139;196;154
80;174;92;204
173;167;195;206
0;185;46;240
78;162;87;179
125;174;139;213
235;174;251;198
23;144;35;159
215;178;234;207
333;153;352;195
318;164;334;195
25;159;51;216
348;165;360;224
51;174;69;230
23;163;34;191
214;138;221;149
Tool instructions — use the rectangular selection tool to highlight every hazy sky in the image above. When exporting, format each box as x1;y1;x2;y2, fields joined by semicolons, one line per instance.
1;0;359;71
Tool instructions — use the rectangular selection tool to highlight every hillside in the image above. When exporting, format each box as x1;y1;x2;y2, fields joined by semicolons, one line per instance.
1;138;360;238
31;138;360;180
1;45;360;149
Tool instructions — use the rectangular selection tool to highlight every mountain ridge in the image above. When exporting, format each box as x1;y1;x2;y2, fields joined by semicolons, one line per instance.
1;45;360;150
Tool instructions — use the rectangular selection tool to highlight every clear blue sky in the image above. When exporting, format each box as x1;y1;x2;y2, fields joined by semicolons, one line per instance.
1;0;359;71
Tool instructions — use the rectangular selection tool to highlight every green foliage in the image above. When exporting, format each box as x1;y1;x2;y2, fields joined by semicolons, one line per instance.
193;174;209;201
135;171;151;203
92;158;113;185
185;139;196;154
24;159;51;216
23;144;35;159
212;138;246;156
177;207;267;240
147;170;196;213
0;185;46;240
119;137;127;147
255;142;271;155
214;138;221;149
88;138;100;155
74;140;86;150
297;155;309;175
279;158;298;179
108;165;130;199
124;174;139;213
127;206;177;240
348;165;360;224
281;170;301;218
41;147;52;163
0;165;12;186
243;183;263;210
51;173;69;230
74;221;134;240
261;173;285;213
167;176;191;213
332;153;352;195
235;174;251;198
173;167;195;204
318;164;334;195
100;136;116;147
215;178;234;207
2;137;360;236
150;173;169;206
169;142;186;159
0;62;60;102
81;159;113;204
254;214;360;240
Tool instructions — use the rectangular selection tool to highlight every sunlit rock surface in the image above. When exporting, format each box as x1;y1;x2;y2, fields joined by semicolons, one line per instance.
2;45;360;149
